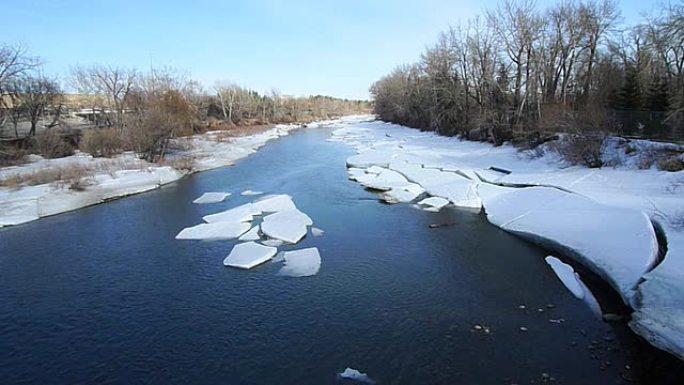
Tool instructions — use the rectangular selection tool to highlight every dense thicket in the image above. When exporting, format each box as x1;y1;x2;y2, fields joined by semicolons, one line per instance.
371;0;684;143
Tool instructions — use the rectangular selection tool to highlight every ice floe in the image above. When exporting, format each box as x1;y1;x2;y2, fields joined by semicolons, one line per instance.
278;247;322;277
545;256;586;298
175;221;251;240
193;192;231;204
238;225;261;241
203;203;255;223
337;368;375;384
241;190;263;196
252;194;296;213
223;241;278;269
262;209;313;226
261;239;284;247
417;196;450;212
261;218;307;244
379;183;425;203
311;227;325;237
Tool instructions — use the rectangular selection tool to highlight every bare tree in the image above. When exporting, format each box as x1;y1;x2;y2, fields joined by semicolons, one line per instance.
71;65;137;129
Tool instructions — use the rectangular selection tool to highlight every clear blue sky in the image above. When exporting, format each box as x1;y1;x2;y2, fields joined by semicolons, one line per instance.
5;0;653;100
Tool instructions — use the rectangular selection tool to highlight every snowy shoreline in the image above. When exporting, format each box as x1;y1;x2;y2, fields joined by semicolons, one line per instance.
329;117;684;361
0;116;366;228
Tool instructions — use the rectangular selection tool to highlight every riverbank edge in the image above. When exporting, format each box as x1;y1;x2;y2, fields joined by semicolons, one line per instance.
0;115;373;228
330;118;684;362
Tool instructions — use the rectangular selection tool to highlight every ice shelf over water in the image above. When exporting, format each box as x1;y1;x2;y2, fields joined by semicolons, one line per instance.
329;117;684;360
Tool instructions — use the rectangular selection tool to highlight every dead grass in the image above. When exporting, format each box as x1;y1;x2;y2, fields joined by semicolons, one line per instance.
0;164;92;189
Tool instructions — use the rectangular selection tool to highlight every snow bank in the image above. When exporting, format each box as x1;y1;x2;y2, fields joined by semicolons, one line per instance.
0;117;317;227
223;241;278;269
278;247;321;277
193;192;231;204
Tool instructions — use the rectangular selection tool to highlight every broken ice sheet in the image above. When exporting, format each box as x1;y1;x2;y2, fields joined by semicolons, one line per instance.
203;203;255;223
192;192;231;204
223;241;278;269
278;247;321;277
175;221;250;241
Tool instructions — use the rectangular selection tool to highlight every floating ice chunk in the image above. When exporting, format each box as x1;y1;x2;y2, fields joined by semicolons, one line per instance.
417;196;449;211
223;242;278;269
175;221;251;240
263;209;313;227
358;168;410;191
252;194;296;213
262;239;284;247
203;203;255;223
261;218;307;244
347;168;367;181
337;368;375;384
546;256;603;318
311;227;324;236
238;225;261;241
380;183;425;203
278;247;321;277
241;189;263;196
193;192;231;204
389;162;481;209
545;256;585;299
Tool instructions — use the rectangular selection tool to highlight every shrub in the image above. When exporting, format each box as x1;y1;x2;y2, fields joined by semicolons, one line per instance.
30;129;74;159
0;143;28;167
80;127;125;157
551;133;606;168
657;156;684;172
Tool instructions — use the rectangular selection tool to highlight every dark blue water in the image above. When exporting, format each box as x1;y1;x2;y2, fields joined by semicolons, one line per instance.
0;127;681;384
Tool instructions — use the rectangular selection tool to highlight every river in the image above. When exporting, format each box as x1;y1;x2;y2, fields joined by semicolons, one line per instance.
0;126;681;384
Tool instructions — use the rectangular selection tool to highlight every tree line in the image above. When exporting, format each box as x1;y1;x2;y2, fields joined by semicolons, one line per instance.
370;0;684;145
0;44;369;163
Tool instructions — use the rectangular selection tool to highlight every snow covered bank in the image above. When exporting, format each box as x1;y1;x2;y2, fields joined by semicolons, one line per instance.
0;118;365;227
329;118;684;360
